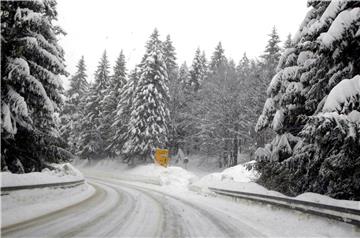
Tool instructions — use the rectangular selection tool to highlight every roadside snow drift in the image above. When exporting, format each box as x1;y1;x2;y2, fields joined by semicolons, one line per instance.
128;164;198;188
1;163;93;227
2;183;94;227
190;161;360;210
190;161;260;192
76;159;197;190
1;163;84;187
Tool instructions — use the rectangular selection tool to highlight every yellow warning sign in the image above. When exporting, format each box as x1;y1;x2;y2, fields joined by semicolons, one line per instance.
155;148;169;167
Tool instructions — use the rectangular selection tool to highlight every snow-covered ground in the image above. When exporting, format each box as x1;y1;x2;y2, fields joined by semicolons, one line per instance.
75;158;360;210
190;161;359;210
5;174;358;237
1;163;83;187
2;158;359;237
2;183;94;227
73;158;198;189
1;163;93;228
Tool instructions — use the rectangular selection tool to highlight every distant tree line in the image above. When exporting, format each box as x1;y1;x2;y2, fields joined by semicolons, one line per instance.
59;26;286;167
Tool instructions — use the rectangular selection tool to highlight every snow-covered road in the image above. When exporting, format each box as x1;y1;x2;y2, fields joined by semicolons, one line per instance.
2;176;262;237
89;177;264;237
2;172;358;237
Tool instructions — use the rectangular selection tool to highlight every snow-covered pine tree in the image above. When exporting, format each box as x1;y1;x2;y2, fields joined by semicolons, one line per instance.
189;48;208;92
112;51;127;87
209;42;227;72
283;33;293;49
1;0;72;172
176;62;196;153
122;29;170;163
236;55;266;149
255;0;360;199
163;34;178;81
67;57;89;100
178;62;191;89
163;34;181;153
60;56;89;154
78;50;110;159
108;68;139;157
101;51;127;157
252;26;282;148
261;26;281;76
236;53;251;80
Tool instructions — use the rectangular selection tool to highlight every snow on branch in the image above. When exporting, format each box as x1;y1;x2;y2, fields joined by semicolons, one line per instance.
318;7;360;50
19;37;66;72
1;103;17;135
7;58;55;114
27;60;62;89
323;75;360;113
7;86;30;120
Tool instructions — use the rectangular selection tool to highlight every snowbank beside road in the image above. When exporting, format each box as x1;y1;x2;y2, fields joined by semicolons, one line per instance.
1;163;93;228
191;162;360;210
2;183;94;228
129;164;198;188
190;161;260;192
76;158;360;211
199;161;259;183
295;192;360;210
76;158;197;190
1;163;84;188
200;180;360;210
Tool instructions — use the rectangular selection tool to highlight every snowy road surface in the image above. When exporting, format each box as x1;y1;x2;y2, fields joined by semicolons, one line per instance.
2;173;358;237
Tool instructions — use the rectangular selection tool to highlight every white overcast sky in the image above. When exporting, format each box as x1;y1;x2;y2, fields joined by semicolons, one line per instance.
57;0;309;87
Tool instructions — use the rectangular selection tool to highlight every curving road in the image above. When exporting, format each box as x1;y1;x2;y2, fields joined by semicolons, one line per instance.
2;175;264;238
3;174;358;238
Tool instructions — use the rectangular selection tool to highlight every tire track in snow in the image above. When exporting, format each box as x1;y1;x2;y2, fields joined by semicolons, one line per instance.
58;181;127;237
1;183;103;236
3;174;264;238
2;182;119;237
90;176;264;237
77;178;164;237
123;183;263;237
89;176;189;237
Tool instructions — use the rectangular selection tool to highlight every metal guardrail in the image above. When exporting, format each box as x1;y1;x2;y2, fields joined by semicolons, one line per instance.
1;179;85;194
209;187;360;226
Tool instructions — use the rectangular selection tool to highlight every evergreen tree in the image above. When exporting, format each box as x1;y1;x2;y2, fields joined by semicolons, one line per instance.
108;68;139;157
60;56;89;154
283;33;293;49
78;51;110;159
1;0;72;172
189;48;207;92
101;51;127;157
251;26;282;148
261;26;281;77
163;34;178;81
255;0;360;199
68;57;89;98
209;42;227;72
185;49;208;153
178;62;191;88
236;53;251;79
176;62;195;153
112;51;127;87
122;29;170;163
163;35;183;154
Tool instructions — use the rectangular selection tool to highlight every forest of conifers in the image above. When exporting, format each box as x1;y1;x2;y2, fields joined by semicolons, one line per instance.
1;0;359;199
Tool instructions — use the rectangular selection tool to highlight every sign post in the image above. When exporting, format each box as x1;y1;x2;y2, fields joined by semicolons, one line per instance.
155;148;169;167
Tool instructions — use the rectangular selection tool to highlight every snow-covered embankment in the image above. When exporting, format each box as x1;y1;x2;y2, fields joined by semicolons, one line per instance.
1;163;95;227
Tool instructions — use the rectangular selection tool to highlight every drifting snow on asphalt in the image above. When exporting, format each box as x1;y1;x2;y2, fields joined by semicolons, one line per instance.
3;168;359;238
